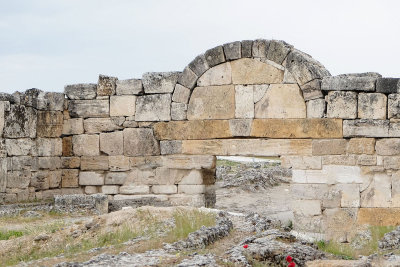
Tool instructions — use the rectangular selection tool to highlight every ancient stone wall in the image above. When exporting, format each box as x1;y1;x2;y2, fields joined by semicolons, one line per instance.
1;39;400;238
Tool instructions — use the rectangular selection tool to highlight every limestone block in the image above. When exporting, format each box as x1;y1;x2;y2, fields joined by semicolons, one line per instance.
119;185;150;194
48;170;62;188
178;169;210;185
135;94;171;121
181;139;312;156
322;155;357;166
85;186;98;194
6;171;30;188
235;85;254;119
64;84;97;100
129;156;163;169
178;185;205;194
290;184;328;200
322;186;341;208
0;102;4;136
9;156;35;171
390;123;400;137
63;118;84;135
358;93;387;119
171;103;187;120
231;58;284;84
110;96;136;117
162;155;216;169
84;118;123;133
38;157;61;170
5;139;33;156
285;50;330;85
172;84;190;104
97;75;117;96
154;168;189;185
229;119;252;137
123;128;160;156
292;200;321;216
251;118;343;139
252;39;269;58
142;72;179;94
160;140;182;155
152;185;177;194
266;40;292;64
281;156;322;170
357;208;400;226
0;139;5;158
283;69;297;84
187;85;235;120
61;169;79;188
204;45;225;67
81;156;109;170
36;92;64;111
306;99;325;118
33;138;62;157
300;79;323;101
100;131;123;156
312;139;347;155
347;138;375;154
3;105;37;138
188;54;209;77
241;40;253;58
383;156;400;169
253;84;269;103
62;136;73;157
72;134;99;156
392;171;400;206
375;139;400;156
361;173;391;207
105;172;127;185
36;111;63;138
178;67;198;89
125;168;156;185
168;194;205;207
322;73;379;92
68;100;109;118
0;158;7;192
293;165;363;184
343;119;389;137
223;41;241;60
197;62;231;87
357;155;377;166
116;79;142;95
101;185;119;195
327;91;357;119
123;120;138;128
376;78;400;94
255;84;306;119
109;156;130;171
30;171;50;190
388;94;400;119
79;171;104;185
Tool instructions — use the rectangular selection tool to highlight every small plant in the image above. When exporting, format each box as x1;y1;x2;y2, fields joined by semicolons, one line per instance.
0;230;24;240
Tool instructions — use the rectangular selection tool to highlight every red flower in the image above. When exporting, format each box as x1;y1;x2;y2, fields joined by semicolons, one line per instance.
288;262;296;267
286;255;293;262
243;244;248;248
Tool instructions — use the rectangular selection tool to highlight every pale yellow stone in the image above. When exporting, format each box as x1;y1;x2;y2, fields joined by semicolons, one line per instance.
197;62;232;86
347;138;376;155
357;208;400;226
230;58;284;84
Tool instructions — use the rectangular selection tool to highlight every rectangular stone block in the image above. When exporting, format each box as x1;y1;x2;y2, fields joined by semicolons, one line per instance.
105;172;127;185
357;208;400;226
306;99;325;118
162;155;216;169
172;84;191;104
322;73;378;91
135;94;171;121
97;74;117;96
79;171;104;185
357;155;377;166
81;156;109;170
229;119;252;137
5;138;33;156
63;118;84;135
125;168;156;185
100;131;123;156
123;128;160;156
375;138;400;155
85;186;98;194
152;185;177;194
116;79;142;95
388;94;400;119
9;156;36;171
358;93;387;120
3;105;37;138
109;156;130;171
241;40;253;58
347;138;375;154
0;102;4;137
383;156;400;169
292;200;321;216
223;41;241;60
6;170;30;188
62;136;73;157
36;111;63;138
178;67;198;90
290;184;328;200
110;95;136;116
235;85;254;118
38;157;61;170
168;194;205;207
119;185;150;194
312;139;347;155
61;169;79;188
178;185;206;194
68;100;109;118
327;91;357;119
322;155;357;165
390;123;400;137
361;173;391;208
0;158;7;192
31;171;50;190
160;140;182;155
83;118;123;133
65;84;97;100
101;185;119;194
335;184;360;208
293;165;363;184
231;58;283;85
343;119;389;137
205;45;225;67
33;138;62;156
142;72;179;94
72;134;99;156
376;78;400;94
281;156;322;170
171;103;187;120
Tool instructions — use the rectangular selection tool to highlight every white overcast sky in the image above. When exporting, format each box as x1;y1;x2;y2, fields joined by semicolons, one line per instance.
1;0;400;94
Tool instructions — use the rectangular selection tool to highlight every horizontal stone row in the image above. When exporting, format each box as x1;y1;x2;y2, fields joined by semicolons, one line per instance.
0;187;83;204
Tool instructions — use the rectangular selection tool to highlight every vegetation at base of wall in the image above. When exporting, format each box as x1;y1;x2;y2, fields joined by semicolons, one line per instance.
0;230;24;240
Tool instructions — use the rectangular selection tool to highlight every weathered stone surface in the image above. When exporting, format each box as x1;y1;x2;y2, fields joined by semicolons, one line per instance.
283;68;297;84
292;200;321;216
178;66;198;89
81;156;109;171
322;73;379;92
5;138;33;156
84;186;98;194
312;139;347;155
64;84;97;100
266;40;292;64
229;119;252;137
171;103;187;121
347;138;375;154
178;185;205;194
62;136;73;157
123;128;160;156
129;156;163;169
357;155;377;166
45;171;61;188
38;157;61;170
358;93;387;119
83;118;123;133
7;171;30;188
105;172;127;185
376;138;400;156
235;85;254;118
0;139;5;158
97;75;117;96
327;91;357;119
61;169;79;188
388;94;400;119
0;102;4;136
358;208;400;226
33;138;62;156
197;62;231;86
160;140;182;155
31;171;50;190
187;85;235;120
300;79;323;101
99;131;123;156
181;139;312;156
152;185;177;194
231;58;283;84
293;165;362;184
286;50;330;85
110;95;136;117
116;79;142;95
61;157;80;169
119;185;150;194
154;120;231;140
4;105;37;138
376;78;400;94
322;155;357;165
255;84;306;118
306;99;325;118
62;118;84;135
361;173;391;208
223;41;241;60
79;171;104;186
72;134;99;156
251;118;342;138
241;40;252;58
0;158;7;192
36;111;63;137
162;155;216;169
188;54;209;77
253;84;269;103
135;94;171;121
172;84;191;104
68;100;109;118
142;72;179;94
101;185;119;194
109;156;129;171
252;39;269;58
390;123;400;137
343;119;389;137
281;156;322;170
204;45;225;67
125;168;156;185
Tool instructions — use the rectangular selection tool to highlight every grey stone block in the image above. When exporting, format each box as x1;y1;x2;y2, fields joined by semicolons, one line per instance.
160;140;182;155
172;84;191;104
241;40;253;58
123;128;160;156
204;46;225;68
84;118;123;134
358;93;387;119
376;78;400;94
64;84;97;100
142;72;180;94
5;139;33;156
223;41;241;61
188;54;209;77
307;99;326;118
4;105;37;138
300;79;323;101
178;67;198;89
68;100;109;118
97;75;117;96
322;73;381;91
327;91;357;119
116;79;143;95
389;94;400;119
135;94;171;121
171;102;187;120
343;119;389;137
266;40;292;64
252;39;269;58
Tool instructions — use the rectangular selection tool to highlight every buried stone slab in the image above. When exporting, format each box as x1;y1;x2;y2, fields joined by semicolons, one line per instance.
54;194;108;214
